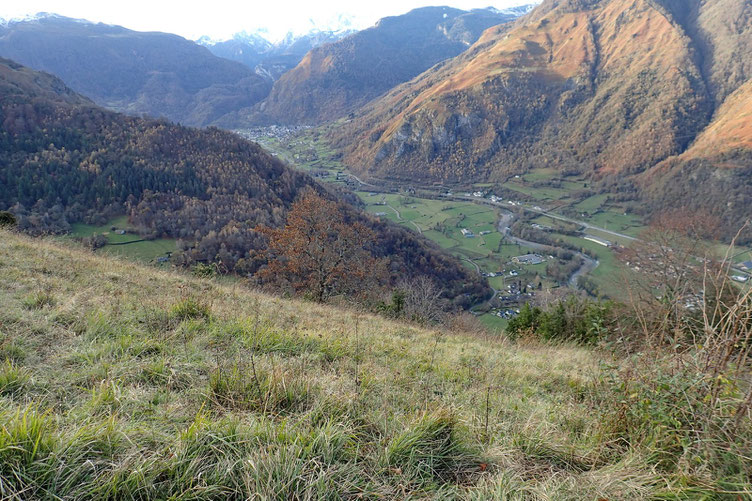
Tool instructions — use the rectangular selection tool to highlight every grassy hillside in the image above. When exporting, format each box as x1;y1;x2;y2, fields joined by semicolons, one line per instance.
1;230;750;499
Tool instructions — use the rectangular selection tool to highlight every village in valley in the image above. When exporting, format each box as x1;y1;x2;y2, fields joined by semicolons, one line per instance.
236;125;752;329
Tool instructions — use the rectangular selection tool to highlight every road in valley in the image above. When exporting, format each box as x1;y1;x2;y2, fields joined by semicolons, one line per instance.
496;208;600;291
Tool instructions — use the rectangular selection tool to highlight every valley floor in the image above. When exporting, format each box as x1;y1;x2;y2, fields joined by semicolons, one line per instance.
1;229;747;499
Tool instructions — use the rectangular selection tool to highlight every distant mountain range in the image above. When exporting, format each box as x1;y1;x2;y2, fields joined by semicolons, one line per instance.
198;28;356;82
331;0;752;237
0;8;534;128
0;14;272;127
238;6;533;126
1;2;749;238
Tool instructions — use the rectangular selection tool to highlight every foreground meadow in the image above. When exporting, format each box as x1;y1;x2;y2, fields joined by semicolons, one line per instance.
0;230;749;499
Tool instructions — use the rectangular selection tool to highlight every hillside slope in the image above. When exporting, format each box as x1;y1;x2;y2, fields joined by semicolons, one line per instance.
332;0;752;235
639;80;752;222
0;58;488;306
0;14;271;126
244;7;530;125
1;229;747;498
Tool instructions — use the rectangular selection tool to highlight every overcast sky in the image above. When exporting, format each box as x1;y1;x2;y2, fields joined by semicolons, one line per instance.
0;0;536;41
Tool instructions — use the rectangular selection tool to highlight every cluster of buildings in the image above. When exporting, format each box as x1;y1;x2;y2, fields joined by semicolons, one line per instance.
236;125;311;143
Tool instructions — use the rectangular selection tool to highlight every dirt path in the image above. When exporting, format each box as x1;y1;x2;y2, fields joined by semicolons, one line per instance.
463;258;481;274
386;204;402;220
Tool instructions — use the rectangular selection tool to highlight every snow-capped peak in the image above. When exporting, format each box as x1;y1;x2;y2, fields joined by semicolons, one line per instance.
488;3;539;16
1;12;95;26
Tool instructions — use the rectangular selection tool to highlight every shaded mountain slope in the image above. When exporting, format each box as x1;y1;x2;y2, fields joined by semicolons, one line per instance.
245;6;531;125
0;15;271;126
640;80;752;230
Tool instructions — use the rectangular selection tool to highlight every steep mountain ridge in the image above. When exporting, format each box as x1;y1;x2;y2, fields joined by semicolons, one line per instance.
242;6;532;125
0;15;271;126
336;0;709;176
330;0;751;234
0;57;90;106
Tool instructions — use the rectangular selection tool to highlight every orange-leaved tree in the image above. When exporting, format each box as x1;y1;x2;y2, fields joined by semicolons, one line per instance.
258;191;386;302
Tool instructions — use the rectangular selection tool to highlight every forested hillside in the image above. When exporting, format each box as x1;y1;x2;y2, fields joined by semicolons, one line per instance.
0;58;489;308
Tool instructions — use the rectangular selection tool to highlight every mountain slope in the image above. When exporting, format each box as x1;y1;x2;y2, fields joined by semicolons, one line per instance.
0;14;271;126
245;6;531;125
0;58;488;305
640;80;752;225
331;0;751;235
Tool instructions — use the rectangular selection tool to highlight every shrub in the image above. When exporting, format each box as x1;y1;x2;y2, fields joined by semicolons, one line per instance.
0;211;16;228
507;298;611;345
191;263;216;278
598;275;752;491
506;303;542;339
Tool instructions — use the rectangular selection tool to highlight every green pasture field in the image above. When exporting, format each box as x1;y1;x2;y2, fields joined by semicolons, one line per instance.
558;235;623;298
68;217;176;263
574;194;609;212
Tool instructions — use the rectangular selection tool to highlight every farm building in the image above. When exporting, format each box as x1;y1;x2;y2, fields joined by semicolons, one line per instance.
512;254;545;265
584;235;612;247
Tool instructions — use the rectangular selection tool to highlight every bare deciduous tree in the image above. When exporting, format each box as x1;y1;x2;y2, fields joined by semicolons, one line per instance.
399;276;447;325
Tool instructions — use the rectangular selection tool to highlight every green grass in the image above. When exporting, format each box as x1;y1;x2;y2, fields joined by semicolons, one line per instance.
0;229;748;499
558;235;623;298
478;313;509;332
69;216;131;239
520;168;560;183
68;216;177;262
574;194;609;212
502;181;572;201
357;192;556;288
100;238;177;261
583;211;644;238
